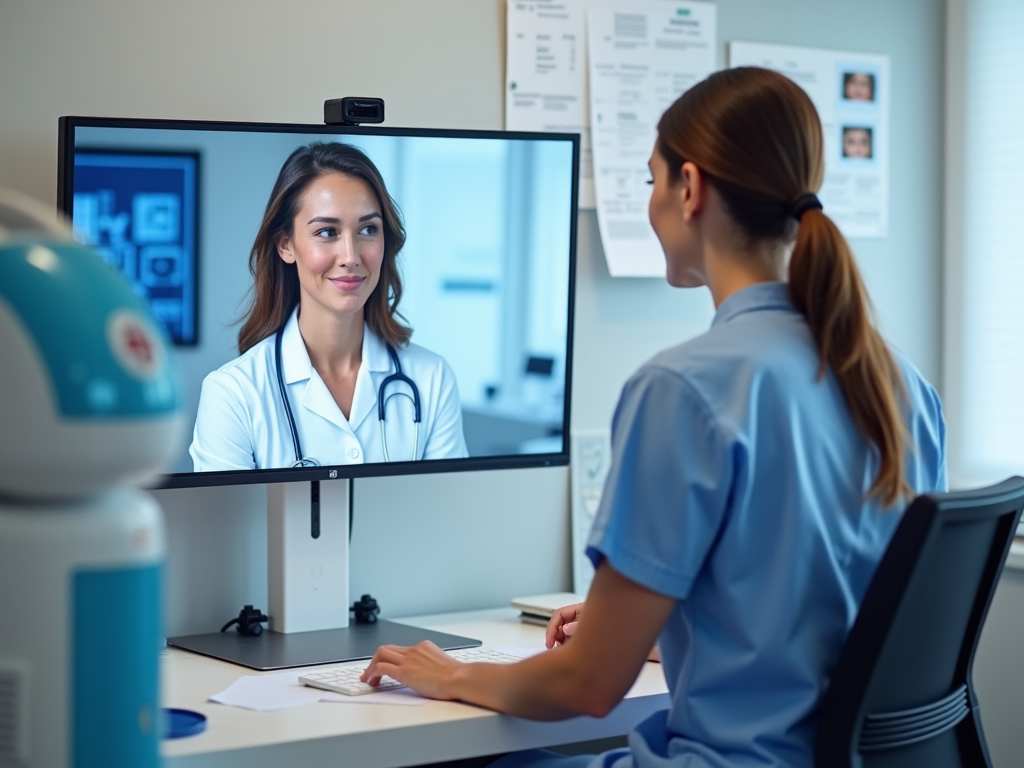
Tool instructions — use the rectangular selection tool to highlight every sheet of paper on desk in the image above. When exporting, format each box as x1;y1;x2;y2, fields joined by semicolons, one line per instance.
497;645;547;659
587;1;716;277
209;671;426;711
209;671;323;711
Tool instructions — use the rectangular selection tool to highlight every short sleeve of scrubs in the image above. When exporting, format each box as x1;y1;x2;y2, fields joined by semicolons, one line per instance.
586;365;735;600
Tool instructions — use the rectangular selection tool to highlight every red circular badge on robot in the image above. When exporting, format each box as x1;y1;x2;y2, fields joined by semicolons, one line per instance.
106;310;163;380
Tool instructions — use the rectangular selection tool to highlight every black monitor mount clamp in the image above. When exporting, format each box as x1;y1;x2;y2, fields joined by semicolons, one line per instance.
221;604;269;636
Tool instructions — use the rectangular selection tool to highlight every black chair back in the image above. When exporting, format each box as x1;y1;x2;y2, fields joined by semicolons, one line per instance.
816;477;1024;768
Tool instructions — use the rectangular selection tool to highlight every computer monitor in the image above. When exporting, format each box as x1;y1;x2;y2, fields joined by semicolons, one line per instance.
58;118;578;485
57;116;579;668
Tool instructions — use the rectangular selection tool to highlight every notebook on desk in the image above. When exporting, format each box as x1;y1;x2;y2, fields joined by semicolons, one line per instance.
510;593;585;626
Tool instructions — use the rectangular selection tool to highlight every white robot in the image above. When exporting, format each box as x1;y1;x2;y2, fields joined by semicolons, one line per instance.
0;190;182;767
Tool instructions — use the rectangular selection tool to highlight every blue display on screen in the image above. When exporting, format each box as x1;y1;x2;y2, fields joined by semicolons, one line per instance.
73;151;199;345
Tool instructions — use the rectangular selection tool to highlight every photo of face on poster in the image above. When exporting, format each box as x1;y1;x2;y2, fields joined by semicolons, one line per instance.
729;41;890;238
842;71;875;102
842;126;873;159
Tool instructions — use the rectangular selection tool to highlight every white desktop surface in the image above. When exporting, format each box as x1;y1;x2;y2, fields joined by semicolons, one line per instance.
162;608;670;768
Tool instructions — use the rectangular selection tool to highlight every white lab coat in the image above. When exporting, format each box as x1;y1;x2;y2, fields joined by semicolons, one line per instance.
189;309;468;471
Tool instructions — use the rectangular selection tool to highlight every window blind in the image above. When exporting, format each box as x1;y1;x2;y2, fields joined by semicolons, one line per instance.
957;0;1024;483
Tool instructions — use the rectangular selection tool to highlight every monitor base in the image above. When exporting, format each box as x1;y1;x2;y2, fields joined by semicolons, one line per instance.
167;619;481;671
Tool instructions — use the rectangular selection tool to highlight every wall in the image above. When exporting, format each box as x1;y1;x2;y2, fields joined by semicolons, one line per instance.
0;0;945;433
0;0;944;621
9;0;1009;757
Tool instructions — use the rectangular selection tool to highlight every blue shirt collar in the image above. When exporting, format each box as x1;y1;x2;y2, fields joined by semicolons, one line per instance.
711;281;794;328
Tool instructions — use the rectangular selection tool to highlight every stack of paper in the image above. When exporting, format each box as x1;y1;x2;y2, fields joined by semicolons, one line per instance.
510;593;585;626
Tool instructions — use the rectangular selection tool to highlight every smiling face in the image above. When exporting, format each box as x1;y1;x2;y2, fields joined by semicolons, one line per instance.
275;172;385;322
842;127;872;158
844;72;874;101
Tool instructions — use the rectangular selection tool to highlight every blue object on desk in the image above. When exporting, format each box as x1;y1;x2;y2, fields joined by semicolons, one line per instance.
164;708;207;739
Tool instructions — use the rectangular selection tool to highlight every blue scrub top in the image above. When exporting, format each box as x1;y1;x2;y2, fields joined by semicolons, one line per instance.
585;282;947;768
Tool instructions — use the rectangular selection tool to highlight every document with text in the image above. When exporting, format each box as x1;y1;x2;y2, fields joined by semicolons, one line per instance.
506;1;595;208
587;1;716;277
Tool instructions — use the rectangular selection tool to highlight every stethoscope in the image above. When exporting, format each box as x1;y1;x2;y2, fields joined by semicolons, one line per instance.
274;323;421;467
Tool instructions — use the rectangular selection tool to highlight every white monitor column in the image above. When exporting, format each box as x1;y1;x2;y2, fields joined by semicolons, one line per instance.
167;479;480;670
268;480;349;633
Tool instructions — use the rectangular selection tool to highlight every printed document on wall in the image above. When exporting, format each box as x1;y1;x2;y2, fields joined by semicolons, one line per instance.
587;2;716;277
570;430;611;596
506;1;595;208
729;42;890;239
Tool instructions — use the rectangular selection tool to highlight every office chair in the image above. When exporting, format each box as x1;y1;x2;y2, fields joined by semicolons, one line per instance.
815;476;1024;768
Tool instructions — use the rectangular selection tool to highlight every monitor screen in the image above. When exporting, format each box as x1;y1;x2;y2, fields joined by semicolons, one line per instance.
58;118;579;488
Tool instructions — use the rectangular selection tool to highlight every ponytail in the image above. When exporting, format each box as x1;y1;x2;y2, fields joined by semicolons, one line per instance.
657;67;910;506
788;208;910;506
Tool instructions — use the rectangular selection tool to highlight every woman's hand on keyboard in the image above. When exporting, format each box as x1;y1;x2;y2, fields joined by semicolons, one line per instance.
545;602;584;648
360;641;460;700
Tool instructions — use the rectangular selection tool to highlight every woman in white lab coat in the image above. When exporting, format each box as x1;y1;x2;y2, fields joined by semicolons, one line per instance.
189;142;468;471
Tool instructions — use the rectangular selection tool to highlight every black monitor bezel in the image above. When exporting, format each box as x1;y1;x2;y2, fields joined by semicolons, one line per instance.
57;115;580;490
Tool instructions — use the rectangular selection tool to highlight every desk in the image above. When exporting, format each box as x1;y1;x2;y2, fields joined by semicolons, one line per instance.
162;608;670;768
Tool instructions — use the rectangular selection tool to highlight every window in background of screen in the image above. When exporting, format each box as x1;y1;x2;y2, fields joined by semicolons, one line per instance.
391;136;573;458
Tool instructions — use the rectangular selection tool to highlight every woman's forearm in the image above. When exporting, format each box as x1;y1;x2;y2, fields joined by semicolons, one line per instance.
447;645;617;720
360;565;674;719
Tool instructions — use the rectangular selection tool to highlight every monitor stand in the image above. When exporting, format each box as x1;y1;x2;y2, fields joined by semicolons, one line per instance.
167;480;480;670
167;620;482;671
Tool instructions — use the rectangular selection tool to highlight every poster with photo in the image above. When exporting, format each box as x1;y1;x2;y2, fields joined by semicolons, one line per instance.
729;41;891;239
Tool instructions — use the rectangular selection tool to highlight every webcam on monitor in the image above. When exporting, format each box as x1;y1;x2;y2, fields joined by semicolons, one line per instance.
324;97;385;126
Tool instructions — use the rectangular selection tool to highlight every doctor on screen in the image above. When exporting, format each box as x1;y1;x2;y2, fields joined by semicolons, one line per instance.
190;142;468;471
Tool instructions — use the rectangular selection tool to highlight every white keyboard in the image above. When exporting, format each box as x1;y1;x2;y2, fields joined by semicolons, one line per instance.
298;647;521;696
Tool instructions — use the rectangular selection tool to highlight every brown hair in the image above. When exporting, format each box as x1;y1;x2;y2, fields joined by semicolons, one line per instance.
657;67;910;506
237;141;411;354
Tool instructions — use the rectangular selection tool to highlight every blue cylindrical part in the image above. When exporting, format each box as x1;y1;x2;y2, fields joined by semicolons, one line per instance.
72;564;163;768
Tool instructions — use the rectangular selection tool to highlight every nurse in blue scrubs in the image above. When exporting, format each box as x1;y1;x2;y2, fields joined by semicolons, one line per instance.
361;67;947;768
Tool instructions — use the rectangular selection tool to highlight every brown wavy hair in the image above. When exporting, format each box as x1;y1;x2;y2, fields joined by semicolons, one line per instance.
657;67;910;505
237;141;411;354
